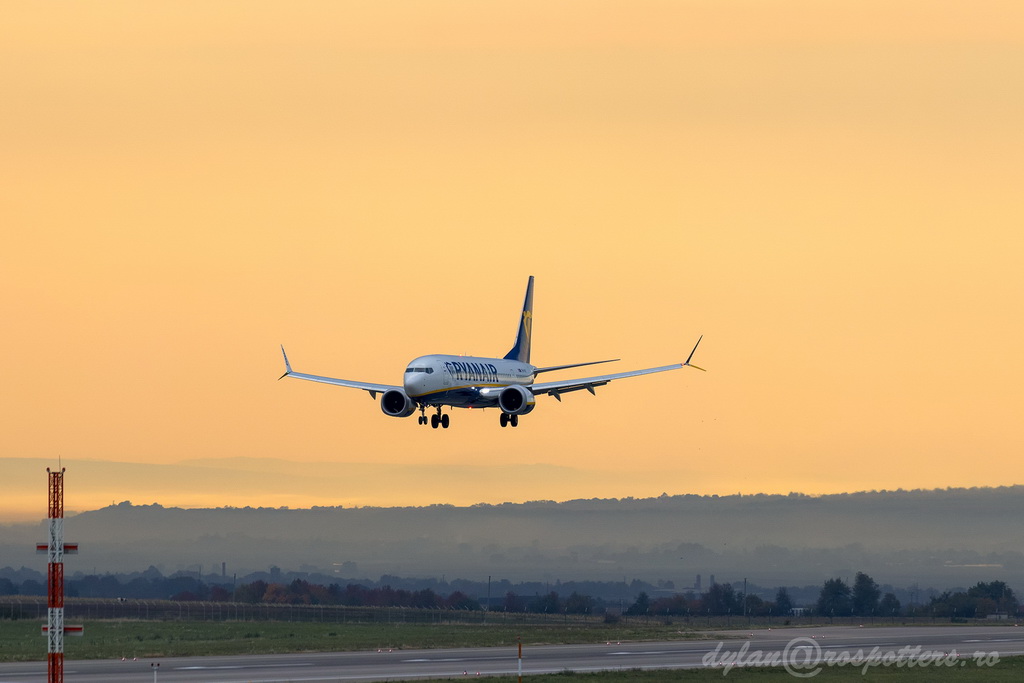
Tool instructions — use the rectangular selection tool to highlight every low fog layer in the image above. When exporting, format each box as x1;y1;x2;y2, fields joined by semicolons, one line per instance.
2;487;1021;590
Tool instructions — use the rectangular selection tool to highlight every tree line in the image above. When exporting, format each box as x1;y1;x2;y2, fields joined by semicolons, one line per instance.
2;565;1018;620
623;573;1019;620
233;579;481;610
624;583;794;617
812;573;1017;619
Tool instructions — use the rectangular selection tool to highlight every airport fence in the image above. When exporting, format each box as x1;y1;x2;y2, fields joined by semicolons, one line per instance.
1;596;1015;627
0;597;596;625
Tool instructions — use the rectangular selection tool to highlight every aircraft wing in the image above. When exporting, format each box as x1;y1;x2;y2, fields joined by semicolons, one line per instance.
278;346;398;398
531;336;705;401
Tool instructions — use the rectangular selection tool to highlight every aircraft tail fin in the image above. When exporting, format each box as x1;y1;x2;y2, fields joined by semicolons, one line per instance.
503;276;535;363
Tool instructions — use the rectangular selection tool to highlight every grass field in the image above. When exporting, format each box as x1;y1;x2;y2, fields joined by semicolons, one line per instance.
2;620;1021;680
425;659;1024;681
0;620;714;661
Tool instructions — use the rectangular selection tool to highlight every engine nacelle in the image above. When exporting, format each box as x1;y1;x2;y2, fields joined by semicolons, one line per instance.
380;389;417;418
498;385;536;415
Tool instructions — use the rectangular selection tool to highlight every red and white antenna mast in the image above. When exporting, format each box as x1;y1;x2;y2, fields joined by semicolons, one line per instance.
36;467;82;683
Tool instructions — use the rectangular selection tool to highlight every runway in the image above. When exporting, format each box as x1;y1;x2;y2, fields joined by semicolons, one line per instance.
1;625;1022;682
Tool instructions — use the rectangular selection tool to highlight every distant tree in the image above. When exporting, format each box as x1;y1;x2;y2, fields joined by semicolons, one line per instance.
564;591;595;614
879;592;901;618
164;576;206;601
701;583;739;615
502;591;525;612
338;584;368;606
411;588;441;609
446;591;481;610
262;583;291;604
235;579;268;603
650;594;692;616
929;590;975;618
0;578;17;596
973;597;999;617
289;579;314;604
816;578;851;617
851;572;881;616
967;581;1017;613
306;582;332;605
372;585;399;607
625;592;650;616
528;591;561;614
743;594;770;616
774;588;793;616
942;581;1018;617
209;585;232;602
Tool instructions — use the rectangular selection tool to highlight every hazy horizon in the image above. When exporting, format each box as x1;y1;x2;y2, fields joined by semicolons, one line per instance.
3;486;1022;591
4;455;1021;524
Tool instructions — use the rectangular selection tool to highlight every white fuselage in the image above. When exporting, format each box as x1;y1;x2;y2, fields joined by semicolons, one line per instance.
403;354;535;408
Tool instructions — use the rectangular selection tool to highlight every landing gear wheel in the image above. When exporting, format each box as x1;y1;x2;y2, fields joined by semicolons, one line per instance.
430;414;440;429
441;414;450;429
418;408;428;425
510;414;519;428
500;413;509;428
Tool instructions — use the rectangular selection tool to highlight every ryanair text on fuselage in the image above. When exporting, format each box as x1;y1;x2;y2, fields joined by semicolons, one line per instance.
446;360;500;384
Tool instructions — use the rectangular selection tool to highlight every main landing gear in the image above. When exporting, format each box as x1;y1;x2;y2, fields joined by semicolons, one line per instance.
417;407;519;429
420;406;449;429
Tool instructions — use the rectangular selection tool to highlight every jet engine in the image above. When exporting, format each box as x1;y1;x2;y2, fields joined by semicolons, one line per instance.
498;385;536;415
380;389;417;418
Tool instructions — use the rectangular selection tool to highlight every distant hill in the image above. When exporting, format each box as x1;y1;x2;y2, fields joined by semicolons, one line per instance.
2;487;1022;590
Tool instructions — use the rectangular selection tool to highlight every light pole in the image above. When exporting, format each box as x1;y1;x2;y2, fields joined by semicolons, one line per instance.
151;662;159;683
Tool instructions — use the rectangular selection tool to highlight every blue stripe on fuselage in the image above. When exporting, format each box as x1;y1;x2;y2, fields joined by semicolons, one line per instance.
409;385;503;408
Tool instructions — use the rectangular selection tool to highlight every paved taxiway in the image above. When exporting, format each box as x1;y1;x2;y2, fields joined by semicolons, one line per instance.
1;625;1022;682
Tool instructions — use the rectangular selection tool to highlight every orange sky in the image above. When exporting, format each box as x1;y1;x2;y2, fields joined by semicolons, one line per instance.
2;1;1023;522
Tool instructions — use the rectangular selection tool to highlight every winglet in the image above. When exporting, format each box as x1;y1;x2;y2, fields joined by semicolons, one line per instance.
279;345;293;380
683;335;706;371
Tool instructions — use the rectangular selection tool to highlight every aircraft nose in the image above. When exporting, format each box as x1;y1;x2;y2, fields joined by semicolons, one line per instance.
404;374;424;396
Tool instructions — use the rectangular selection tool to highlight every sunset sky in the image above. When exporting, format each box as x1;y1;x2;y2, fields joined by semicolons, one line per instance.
3;1;1022;522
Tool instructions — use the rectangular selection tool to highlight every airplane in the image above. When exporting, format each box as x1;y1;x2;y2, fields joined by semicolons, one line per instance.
279;276;704;429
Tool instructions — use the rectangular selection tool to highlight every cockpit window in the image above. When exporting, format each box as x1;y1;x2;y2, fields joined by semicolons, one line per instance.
405;367;433;374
